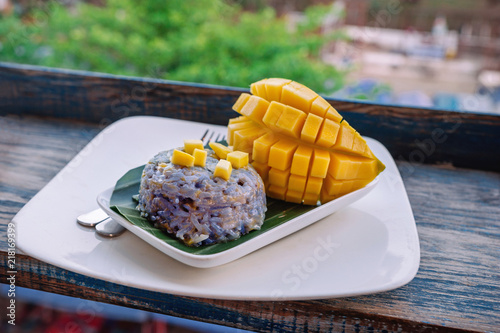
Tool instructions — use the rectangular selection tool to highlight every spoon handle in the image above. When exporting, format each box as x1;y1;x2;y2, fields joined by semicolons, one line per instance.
95;217;126;237
77;208;109;227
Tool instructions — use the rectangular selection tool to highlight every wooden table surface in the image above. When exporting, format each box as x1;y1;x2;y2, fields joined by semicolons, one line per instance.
1;64;499;332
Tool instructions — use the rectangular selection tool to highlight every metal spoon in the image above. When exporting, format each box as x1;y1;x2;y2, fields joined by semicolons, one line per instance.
95;217;126;237
77;208;125;237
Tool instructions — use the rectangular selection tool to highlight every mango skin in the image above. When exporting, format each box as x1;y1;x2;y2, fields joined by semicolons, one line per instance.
230;78;385;205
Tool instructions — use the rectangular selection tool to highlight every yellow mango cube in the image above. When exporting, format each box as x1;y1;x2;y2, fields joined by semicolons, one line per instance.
351;178;372;191
209;142;233;159
320;186;338;203
268;184;287;200
275;106;307;138
268;168;290;188
358;158;378;179
300;113;323;144
252;132;279;164
310;96;330;118
333;122;356;152
288;174;307;193
325;106;343;123
228;115;248;124
305;176;323;195
310;149;330;178
264;78;291;102
184;139;204;155
302;192;319;205
291;145;313;176
352;132;368;155
233;126;266;154
227;151;249;169
262;101;285;130
268;139;298;171
239;95;270;123
171;149;195;167
324;175;350;196
328;152;377;180
213;159;232;181
251;161;270;180
285;189;303;204
232;93;251;113
315;118;340;148
227;120;254;145
250;80;268;100
328;152;360;180
193;148;207;167
281;81;317;112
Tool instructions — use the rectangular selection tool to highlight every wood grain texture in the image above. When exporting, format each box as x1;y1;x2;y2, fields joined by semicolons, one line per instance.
1;62;499;172
1;115;499;332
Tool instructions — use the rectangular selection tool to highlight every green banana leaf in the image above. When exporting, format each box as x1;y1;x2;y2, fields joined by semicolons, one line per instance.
110;165;318;255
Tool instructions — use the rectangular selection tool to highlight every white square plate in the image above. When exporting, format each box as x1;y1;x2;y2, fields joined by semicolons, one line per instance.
97;177;379;268
15;116;420;300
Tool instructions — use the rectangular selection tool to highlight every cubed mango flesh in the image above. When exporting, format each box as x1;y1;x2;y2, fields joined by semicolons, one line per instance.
301;113;323;144
275;105;307;138
252;132;279;164
302;192;319;205
315;118;340;148
209;142;233;159
232;93;251;113
268;184;287;201
328;152;377;180
281;81;317;112
305;176;323;195
268;139;298;171
171;149;195;167
213;159;232;181
227;120;255;146
184;139;204;155
332;122;356;153
229;78;386;204
268;168;290;188
232;126;266;154
264;78;291;102
193;148;207;167
285;189;304;204
324;107;343;123
288;174;307;193
227;151;249;169
228;115;248;124
310;149;330;178
251;161;270;180
262;101;285;131
290;145;313;176
310;96;330;118
239;95;270;124
250;80;268;100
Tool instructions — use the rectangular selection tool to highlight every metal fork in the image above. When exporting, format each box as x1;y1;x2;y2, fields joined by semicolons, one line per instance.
200;129;226;145
77;129;227;237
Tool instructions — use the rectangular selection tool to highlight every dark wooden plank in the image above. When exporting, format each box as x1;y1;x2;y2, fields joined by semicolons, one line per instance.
1;115;499;332
0;62;243;126
0;254;481;333
1;63;499;172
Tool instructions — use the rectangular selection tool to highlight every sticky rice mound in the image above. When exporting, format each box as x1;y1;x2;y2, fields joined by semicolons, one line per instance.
136;149;267;247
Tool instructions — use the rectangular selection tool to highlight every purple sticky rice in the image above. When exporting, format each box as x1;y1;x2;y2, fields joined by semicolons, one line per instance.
136;149;267;247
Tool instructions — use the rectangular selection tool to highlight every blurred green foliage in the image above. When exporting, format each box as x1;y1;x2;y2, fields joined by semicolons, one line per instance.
0;0;346;93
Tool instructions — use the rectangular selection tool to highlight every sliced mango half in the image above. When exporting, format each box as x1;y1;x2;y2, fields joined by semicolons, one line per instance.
229;78;385;205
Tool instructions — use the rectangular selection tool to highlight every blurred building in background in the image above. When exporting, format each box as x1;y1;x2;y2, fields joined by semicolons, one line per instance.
249;0;500;113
